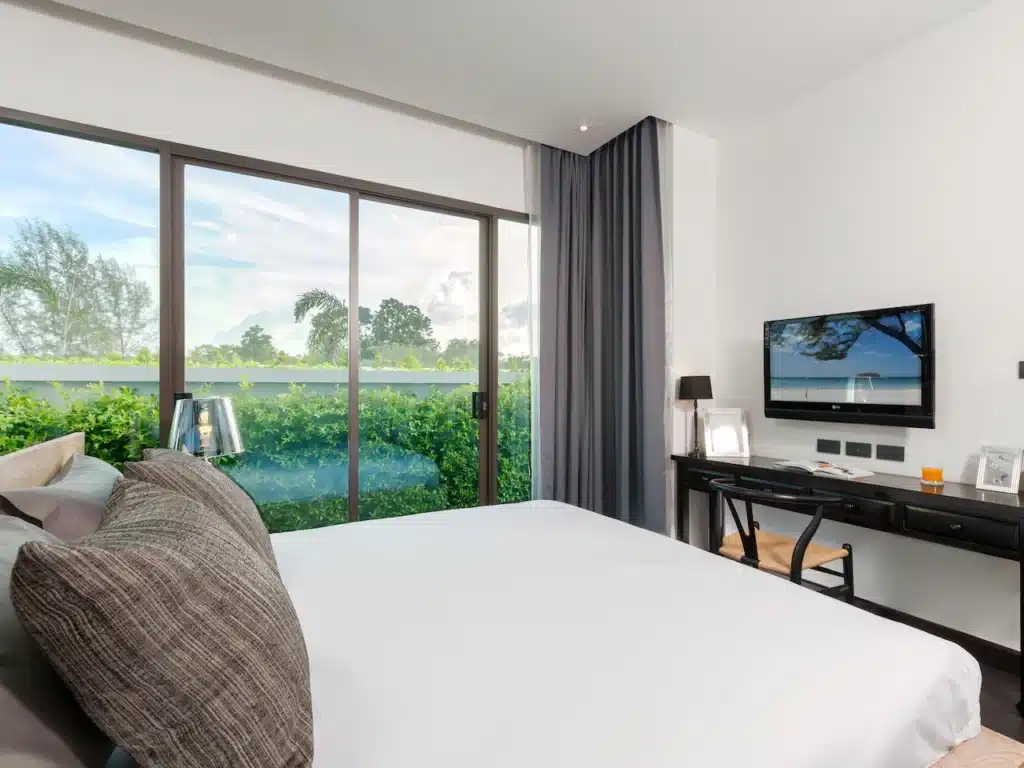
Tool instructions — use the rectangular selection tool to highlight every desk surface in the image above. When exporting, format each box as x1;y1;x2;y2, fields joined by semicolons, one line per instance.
672;454;1024;514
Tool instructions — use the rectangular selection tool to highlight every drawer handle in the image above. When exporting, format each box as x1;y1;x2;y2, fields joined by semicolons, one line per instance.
949;523;964;532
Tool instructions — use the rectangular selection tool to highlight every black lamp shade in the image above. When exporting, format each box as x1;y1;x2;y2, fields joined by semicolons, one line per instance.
678;375;713;401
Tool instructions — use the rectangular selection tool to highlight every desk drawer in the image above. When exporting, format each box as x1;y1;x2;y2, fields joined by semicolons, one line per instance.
904;506;1017;553
830;496;893;530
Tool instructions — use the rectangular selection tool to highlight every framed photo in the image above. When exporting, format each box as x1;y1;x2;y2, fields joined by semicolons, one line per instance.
703;408;750;458
975;446;1023;495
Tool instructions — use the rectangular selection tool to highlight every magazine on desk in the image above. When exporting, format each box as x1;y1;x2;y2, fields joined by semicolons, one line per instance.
774;460;875;480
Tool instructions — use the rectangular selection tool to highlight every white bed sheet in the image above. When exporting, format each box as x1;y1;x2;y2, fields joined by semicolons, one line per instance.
272;501;981;768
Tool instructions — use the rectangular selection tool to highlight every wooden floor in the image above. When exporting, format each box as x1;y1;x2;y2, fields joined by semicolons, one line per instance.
936;728;1024;767
932;658;1024;766
980;660;1024;743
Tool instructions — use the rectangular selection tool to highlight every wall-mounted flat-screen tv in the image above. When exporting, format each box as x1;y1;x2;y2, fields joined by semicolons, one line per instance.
764;303;935;429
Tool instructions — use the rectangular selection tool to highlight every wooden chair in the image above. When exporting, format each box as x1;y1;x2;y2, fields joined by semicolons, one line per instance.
708;478;854;601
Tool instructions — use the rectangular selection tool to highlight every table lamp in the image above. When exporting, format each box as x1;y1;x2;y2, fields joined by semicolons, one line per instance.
677;376;713;458
168;393;244;460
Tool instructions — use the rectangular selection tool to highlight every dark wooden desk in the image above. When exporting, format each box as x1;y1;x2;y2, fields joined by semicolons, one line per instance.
671;453;1024;713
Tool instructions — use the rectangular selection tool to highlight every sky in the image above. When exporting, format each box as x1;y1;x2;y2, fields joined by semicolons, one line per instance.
0;122;534;359
770;314;923;379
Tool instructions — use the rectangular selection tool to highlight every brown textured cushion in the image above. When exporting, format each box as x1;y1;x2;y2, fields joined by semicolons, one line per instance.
10;479;313;768
1;454;122;541
141;448;192;462
124;451;276;568
0;517;113;767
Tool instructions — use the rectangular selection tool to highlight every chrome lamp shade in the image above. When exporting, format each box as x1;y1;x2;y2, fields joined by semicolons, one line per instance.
167;396;244;459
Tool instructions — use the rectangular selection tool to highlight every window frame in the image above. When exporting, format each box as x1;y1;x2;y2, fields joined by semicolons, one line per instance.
0;105;529;518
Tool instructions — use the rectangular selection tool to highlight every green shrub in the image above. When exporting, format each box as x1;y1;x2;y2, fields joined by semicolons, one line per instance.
0;381;63;455
0;381;161;465
0;377;532;533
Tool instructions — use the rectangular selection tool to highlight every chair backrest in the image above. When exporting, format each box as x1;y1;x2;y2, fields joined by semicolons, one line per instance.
708;479;843;574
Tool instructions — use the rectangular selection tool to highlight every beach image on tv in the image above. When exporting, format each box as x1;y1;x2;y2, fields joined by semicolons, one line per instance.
769;310;925;406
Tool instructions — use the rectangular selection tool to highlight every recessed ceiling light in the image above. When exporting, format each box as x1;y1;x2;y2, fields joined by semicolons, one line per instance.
579;124;589;132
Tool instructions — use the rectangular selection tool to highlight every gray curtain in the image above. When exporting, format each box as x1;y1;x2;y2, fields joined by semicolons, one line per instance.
538;117;667;531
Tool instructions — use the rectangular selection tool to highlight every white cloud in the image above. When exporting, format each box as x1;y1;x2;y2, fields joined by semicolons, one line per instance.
427;271;475;326
78;192;158;230
357;202;482;347
500;300;530;330
0;122;539;360
93;235;159;268
39;132;159;190
0;193;33;221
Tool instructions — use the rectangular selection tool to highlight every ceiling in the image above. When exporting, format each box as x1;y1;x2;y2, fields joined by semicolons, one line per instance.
52;0;992;153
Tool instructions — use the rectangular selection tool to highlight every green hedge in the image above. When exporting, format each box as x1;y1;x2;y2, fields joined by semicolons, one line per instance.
0;378;532;533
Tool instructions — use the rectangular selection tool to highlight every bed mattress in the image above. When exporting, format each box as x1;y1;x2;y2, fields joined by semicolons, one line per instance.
272;501;981;768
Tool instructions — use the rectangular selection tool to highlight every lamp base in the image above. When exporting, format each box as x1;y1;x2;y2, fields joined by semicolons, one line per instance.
688;399;704;458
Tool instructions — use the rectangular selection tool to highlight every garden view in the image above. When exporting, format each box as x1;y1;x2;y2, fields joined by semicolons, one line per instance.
0;218;532;532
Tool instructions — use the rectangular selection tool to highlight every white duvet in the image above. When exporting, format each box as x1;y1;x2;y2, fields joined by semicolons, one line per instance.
272;501;980;768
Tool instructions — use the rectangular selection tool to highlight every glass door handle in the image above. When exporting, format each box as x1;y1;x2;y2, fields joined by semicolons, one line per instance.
471;391;489;420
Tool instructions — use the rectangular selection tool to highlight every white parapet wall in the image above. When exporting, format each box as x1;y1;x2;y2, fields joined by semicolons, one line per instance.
0;364;526;402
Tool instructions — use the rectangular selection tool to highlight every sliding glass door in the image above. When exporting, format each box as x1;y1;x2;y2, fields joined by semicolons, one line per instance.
496;218;534;503
182;163;352;532
180;166;494;529
356;199;485;519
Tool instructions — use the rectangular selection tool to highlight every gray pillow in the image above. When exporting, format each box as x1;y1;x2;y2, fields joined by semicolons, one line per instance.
0;516;113;767
11;478;312;768
1;455;122;542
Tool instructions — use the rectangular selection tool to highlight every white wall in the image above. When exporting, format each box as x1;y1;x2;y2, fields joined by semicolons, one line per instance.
0;3;525;212
715;0;1022;648
668;126;718;539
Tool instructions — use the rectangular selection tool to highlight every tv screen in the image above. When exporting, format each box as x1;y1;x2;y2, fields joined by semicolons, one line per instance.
764;304;934;428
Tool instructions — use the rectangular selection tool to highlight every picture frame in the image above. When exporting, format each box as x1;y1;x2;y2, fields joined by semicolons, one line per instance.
975;446;1023;495
702;408;750;458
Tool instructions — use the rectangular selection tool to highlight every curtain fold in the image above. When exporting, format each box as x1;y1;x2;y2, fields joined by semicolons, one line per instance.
537;117;667;531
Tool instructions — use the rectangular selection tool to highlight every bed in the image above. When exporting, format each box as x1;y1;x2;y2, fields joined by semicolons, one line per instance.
0;436;985;767
273;501;981;768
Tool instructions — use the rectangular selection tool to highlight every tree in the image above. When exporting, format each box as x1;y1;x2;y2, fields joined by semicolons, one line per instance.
0;220;95;357
357;306;374;349
187;344;242;366
0;219;156;358
293;289;347;363
95;256;154;356
134;348;157;366
501;355;530;373
397;353;423;370
237;324;277;363
371;298;436;350
770;312;924;361
293;289;380;362
441;338;479;363
440;338;478;371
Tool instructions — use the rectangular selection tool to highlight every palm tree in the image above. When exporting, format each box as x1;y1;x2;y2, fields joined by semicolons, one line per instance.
0;262;67;355
293;289;348;363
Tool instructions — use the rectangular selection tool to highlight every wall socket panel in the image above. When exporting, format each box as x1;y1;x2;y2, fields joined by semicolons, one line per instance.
1019;361;1024;379
845;441;872;458
817;439;842;455
876;444;906;462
